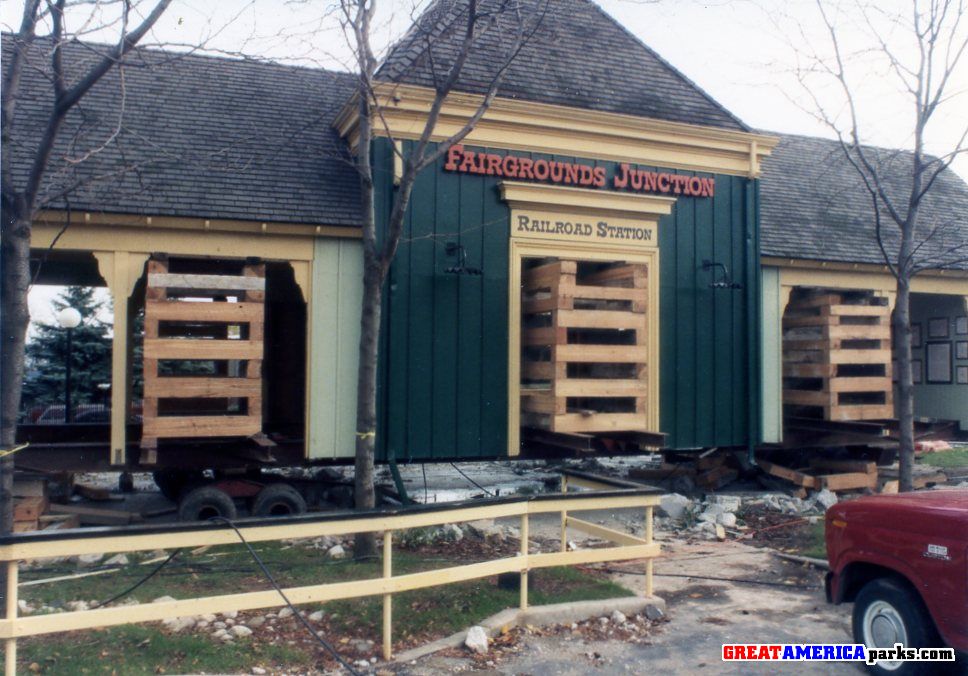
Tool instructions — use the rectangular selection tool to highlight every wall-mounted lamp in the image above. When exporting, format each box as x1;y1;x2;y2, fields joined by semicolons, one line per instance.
444;243;482;276
702;259;742;289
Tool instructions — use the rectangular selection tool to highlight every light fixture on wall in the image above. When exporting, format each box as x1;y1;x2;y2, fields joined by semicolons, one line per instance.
702;259;742;290
444;243;482;276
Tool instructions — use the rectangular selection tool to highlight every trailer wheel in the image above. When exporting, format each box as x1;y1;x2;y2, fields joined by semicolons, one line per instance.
252;483;307;517
178;486;238;522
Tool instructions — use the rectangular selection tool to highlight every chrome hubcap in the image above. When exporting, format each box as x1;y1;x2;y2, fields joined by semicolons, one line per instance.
863;600;908;671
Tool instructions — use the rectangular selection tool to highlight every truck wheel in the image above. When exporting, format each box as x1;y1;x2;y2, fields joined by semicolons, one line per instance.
852;577;940;675
178;486;238;522
252;483;307;517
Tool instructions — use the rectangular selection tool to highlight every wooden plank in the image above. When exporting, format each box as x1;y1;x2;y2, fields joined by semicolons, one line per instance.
147;273;265;292
828;377;892;393
555;379;647;397
555;345;648;363
552;412;647;433
144;338;263;360
828;404;893;421
522;361;554;380
13;497;47;522
565;516;648;546
783;314;838;328
520;393;565;415
143;376;262;399
145;300;264;323
572;285;641;301
523;296;569;314
827;348;891;365
783;363;836;377
142;415;262;439
581;265;646;287
818;472;878;492
758;460;820;489
789;293;842;308
49;503;140;526
825;304;889;317
783;389;833;406
522;327;567;346
826;324;891;339
556;309;645;330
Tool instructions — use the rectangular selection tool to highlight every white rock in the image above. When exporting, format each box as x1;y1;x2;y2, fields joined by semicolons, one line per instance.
327;544;346;559
717;512;737;528
223;610;238;619
813;489;838;511
308;611;325;622
17;600;33;614
230;625;253;638
711;495;743;512
225;618;235;626
77;553;104;566
610;610;627;624
249;616;267;627
67;600;89;612
442;523;464;542
104;554;129;567
201;613;217;623
212;628;229;639
213;621;227;630
251;668;267;675
464;626;489;654
698;505;723;523
658;493;693;521
162;616;195;633
278;607;294;619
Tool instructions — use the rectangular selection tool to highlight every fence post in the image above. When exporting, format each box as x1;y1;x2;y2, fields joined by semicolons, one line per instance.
644;505;654;597
5;560;18;676
519;513;529;610
382;530;393;661
559;475;568;553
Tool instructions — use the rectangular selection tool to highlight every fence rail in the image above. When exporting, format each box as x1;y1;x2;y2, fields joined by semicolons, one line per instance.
0;472;660;675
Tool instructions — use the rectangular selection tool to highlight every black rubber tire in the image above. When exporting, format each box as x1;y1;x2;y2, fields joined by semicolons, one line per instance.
251;483;307;518
852;577;942;676
178;485;238;522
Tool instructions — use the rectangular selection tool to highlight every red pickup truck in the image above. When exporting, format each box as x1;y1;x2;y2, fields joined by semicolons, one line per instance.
825;489;968;675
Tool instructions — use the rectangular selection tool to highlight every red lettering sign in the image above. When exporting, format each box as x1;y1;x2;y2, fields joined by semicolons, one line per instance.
444;145;713;197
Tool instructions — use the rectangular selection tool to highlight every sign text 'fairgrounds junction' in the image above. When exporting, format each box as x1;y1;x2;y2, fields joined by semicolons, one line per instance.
444;145;716;198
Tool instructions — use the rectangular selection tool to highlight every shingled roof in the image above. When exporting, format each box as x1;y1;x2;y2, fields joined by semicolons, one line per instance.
378;0;748;131
3;36;361;226
760;134;968;271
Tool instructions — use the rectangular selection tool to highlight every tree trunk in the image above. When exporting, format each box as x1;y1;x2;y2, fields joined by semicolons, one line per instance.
893;282;915;492
353;260;383;560
0;205;31;533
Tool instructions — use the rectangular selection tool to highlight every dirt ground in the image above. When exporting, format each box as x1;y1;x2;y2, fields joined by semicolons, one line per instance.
400;510;859;675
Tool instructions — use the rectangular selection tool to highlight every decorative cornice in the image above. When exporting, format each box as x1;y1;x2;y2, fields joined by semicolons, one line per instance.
335;83;779;178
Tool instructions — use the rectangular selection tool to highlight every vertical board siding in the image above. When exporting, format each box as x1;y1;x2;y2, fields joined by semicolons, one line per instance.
309;238;363;459
377;139;757;458
760;266;783;443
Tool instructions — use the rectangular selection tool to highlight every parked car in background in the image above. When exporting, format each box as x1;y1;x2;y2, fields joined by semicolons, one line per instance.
825;490;968;675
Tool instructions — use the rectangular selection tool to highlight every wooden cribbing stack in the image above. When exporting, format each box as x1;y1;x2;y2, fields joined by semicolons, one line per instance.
782;290;893;422
140;256;266;463
520;259;649;434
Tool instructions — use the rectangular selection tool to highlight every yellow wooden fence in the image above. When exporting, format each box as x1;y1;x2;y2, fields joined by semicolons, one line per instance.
0;473;660;675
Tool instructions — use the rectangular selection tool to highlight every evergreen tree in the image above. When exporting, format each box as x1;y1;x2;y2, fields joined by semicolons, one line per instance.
22;287;112;416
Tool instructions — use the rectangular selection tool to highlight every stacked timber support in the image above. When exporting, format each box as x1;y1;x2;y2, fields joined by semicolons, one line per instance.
141;256;266;462
782;290;893;421
520;259;649;434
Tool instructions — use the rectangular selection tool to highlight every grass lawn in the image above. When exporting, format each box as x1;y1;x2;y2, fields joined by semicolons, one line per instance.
12;538;633;674
797;520;828;560
919;446;968;469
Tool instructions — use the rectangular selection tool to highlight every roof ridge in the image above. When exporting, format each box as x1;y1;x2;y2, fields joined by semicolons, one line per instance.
583;0;750;132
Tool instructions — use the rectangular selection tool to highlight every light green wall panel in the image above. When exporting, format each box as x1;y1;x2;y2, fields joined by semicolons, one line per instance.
760;266;783;443
910;293;968;429
308;238;363;459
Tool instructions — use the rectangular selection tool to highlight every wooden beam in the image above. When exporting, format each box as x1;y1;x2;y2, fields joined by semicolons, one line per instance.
555;345;648;363
145;300;264;323
144;338;263;360
147;273;265;291
142;376;262;399
142;415;262;438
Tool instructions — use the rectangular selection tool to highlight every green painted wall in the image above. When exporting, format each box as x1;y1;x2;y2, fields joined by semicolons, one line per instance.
760;266;783;443
909;293;968;428
375;139;760;459
308;238;363;459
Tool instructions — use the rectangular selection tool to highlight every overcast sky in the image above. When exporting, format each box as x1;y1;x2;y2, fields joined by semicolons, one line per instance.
5;0;966;324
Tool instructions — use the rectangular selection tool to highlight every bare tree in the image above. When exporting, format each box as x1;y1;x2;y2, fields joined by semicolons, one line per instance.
337;0;546;558
784;0;968;491
1;0;175;539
